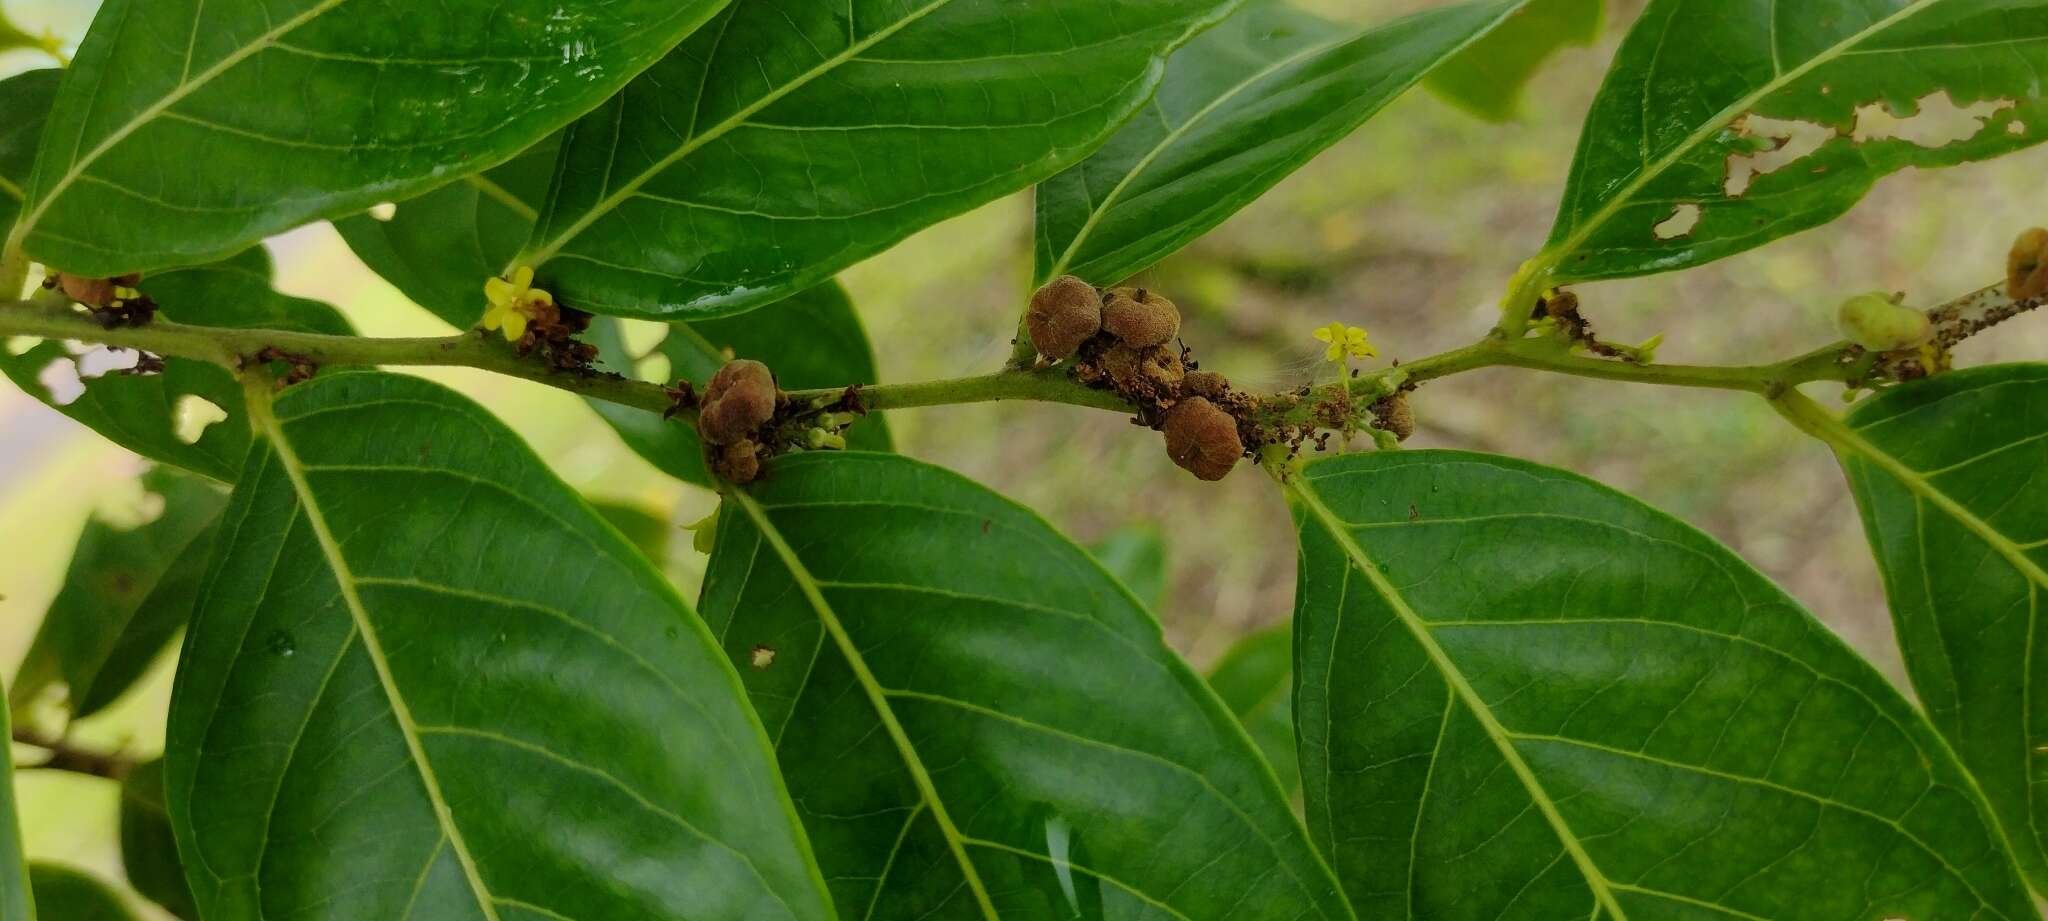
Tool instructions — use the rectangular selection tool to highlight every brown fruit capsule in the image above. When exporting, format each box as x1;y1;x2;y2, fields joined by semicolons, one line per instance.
709;439;762;484
1026;276;1103;359
1138;345;1183;388
1102;288;1180;348
2009;227;2048;301
1162;396;1242;482
1183;370;1229;399
699;359;778;444
1374;393;1415;442
57;273;117;307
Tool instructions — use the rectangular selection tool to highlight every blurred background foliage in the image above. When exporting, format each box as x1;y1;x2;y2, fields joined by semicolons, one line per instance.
7;0;2048;910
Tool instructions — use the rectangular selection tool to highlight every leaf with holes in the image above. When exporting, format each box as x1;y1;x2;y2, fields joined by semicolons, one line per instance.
1836;364;2048;893
10;0;735;277
520;0;1246;319
333;134;563;330
0;246;351;482
121;760;198;921
588;282;890;487
0;69;58;244
0;681;29;921
1034;0;1530;285
1539;0;2048;286
11;467;225;720
1423;0;1601;122
1207;623;1297;798
165;371;832;921
701;452;1349;921
28;864;144;921
1288;450;2034;921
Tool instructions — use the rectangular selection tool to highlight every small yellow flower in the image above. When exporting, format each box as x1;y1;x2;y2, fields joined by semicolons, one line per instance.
482;266;554;342
1313;322;1376;362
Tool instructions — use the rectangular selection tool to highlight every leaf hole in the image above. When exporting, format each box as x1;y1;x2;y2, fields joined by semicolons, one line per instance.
367;202;398;221
36;358;83;406
5;335;38;356
2009;120;2028;137
1850;91;2013;148
1723;115;1832;196
173;395;228;445
634;352;672;386
615;318;670;361
75;347;140;380
1653;204;1701;240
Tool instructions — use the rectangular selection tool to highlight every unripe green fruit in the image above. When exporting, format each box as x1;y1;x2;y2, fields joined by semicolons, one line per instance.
1026;276;1103;359
1835;292;1931;352
1162;396;1241;482
1102;288;1180;348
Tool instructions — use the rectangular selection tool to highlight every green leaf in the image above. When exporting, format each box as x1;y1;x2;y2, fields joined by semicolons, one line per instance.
1087;525;1167;612
589;282;891;487
702;452;1350;921
332;135;563;330
1541;0;2048;285
10;0;735;277
0;69;59;243
1835;364;2048;893
119;760;197;921
1034;0;1530;285
12;467;226;720
28;864;141;921
0;681;31;921
521;0;1245;319
165;371;832;921
1288;450;2035;921
1423;0;1601;122
0;246;352;482
588;499;673;564
1206;624;1297;798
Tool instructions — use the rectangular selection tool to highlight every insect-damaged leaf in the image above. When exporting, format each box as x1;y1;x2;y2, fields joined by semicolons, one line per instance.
166;371;832;921
11;0;733;278
520;0;1246;320
1423;0;1601;122
1836;364;2048;893
1539;0;2048;286
1034;0;1531;285
11;467;225;720
703;452;1350;921
0;247;352;483
1288;450;2034;921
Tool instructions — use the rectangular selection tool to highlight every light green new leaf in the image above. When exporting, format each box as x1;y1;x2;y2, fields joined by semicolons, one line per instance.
27;865;140;921
119;760;197;921
1034;0;1530;285
0;247;352;482
702;452;1351;921
522;0;1246;319
1206;624;1296;798
11;468;225;720
589;282;891;487
1835;364;2048;892
11;0;735;277
0;680;30;921
0;69;59;245
1290;450;2034;921
1540;0;2048;286
165;371;832;921
1423;0;1601;121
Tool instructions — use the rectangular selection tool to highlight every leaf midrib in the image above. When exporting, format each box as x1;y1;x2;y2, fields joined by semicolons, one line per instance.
1287;472;1631;921
520;0;958;270
1545;0;1942;275
243;376;503;921
726;488;1002;921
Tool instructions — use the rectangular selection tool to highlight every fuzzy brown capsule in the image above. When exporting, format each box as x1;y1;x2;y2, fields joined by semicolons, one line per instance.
56;273;117;308
1183;370;1229;399
1026;276;1103;359
2009;228;2048;301
699;359;778;445
1162;396;1241;482
1102;288;1180;348
708;439;762;484
1374;393;1415;442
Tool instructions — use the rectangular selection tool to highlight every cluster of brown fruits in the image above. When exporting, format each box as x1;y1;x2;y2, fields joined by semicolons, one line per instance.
697;359;780;484
1027;276;1245;481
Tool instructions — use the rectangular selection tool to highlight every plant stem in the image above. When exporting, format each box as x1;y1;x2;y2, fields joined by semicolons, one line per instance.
11;726;133;781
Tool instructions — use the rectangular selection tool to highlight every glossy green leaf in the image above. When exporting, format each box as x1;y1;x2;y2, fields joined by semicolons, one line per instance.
1836;364;2048;892
1087;525;1167;612
1206;624;1296;798
0;69;59;245
1289;450;2034;921
1423;0;1601;121
332;135;564;330
0;246;352;482
589;282;891;487
0;680;31;921
522;0;1245;319
1034;0;1529;285
588;499;673;564
119;760;197;921
165;371;832;921
701;452;1349;921
10;0;735;277
27;865;140;921
1541;0;2048;285
11;467;226;720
